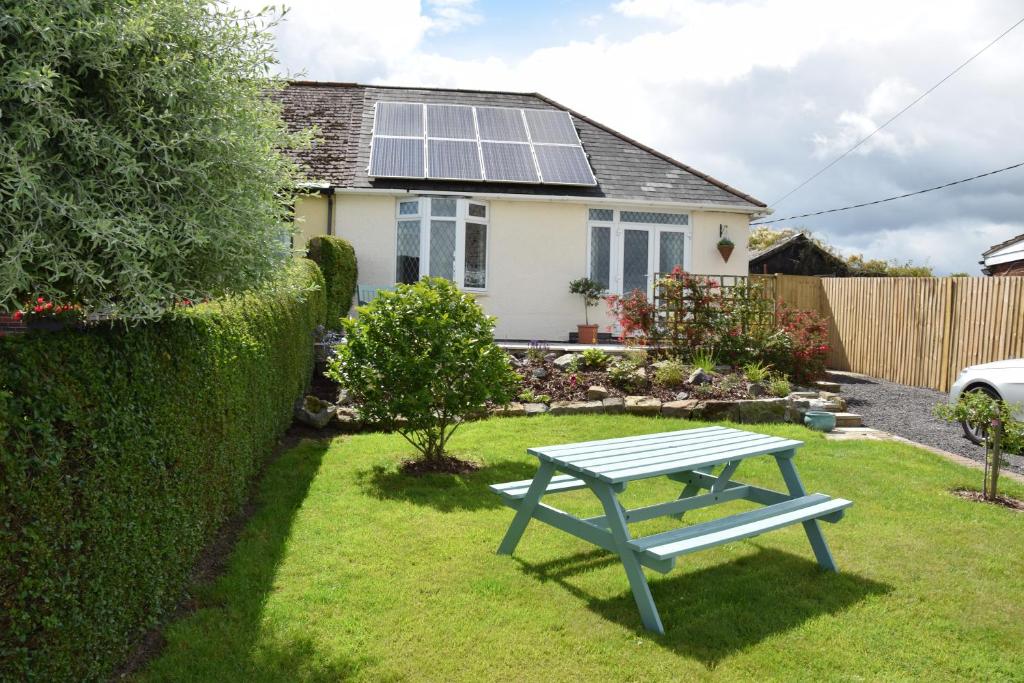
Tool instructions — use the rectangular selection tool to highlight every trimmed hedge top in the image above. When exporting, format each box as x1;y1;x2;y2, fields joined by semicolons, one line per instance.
0;259;325;680
307;235;357;330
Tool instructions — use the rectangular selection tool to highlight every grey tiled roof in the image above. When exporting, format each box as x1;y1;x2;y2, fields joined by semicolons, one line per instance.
275;81;765;209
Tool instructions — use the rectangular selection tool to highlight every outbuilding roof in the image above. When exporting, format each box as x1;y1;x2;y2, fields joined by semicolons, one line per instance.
274;81;766;210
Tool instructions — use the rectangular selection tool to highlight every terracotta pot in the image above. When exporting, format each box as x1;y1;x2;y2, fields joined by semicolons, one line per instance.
577;324;599;344
717;243;735;262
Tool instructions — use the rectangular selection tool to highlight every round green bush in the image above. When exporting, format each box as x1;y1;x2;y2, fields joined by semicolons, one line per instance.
307;235;357;330
327;277;519;463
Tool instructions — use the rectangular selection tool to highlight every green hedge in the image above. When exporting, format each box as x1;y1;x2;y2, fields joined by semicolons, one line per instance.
0;260;325;681
306;235;357;330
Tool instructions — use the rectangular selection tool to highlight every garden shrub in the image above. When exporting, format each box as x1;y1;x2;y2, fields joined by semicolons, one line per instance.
307;235;358;329
327;277;519;464
579;347;611;369
0;1;309;321
654;359;688;388
0;260;325;681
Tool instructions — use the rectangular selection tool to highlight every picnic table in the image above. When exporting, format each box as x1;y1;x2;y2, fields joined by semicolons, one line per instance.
490;426;852;634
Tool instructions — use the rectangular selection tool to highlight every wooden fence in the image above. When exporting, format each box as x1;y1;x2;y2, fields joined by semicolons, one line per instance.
755;274;1024;392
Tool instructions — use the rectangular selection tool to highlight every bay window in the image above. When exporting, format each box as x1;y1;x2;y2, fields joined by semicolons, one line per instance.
587;208;691;299
394;197;489;290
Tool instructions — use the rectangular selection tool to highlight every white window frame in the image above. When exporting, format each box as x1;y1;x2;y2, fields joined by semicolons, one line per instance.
586;208;693;300
394;197;490;292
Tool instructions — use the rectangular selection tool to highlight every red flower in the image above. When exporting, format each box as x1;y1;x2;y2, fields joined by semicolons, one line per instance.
13;310;23;321
33;305;42;313
36;296;44;304
44;302;53;311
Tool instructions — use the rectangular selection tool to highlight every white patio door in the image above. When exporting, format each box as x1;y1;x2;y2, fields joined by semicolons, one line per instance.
620;226;654;298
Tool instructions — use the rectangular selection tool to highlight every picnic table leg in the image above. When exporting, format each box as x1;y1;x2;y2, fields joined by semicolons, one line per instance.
774;452;838;572
589;482;665;635
672;467;708;520
497;460;555;555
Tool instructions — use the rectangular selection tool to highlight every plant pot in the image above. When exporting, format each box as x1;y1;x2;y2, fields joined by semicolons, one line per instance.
717;243;735;262
577;324;599;344
803;410;836;432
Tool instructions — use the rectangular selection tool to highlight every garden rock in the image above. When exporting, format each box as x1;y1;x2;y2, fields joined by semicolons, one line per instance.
738;398;786;424
294;395;336;429
523;402;549;416
333;407;363;432
788;391;818;399
336;388;352;406
491;402;526;417
544;352;558;362
747;383;767;398
687;369;712;385
674;391;690;401
602;397;625;414
699;400;740;421
552;353;580;369
550;400;604;415
531;367;549;380
587;385;609;400
625;396;662;415
662;400;699;418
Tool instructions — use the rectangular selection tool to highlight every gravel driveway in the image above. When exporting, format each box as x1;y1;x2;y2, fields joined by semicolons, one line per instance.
831;372;1024;475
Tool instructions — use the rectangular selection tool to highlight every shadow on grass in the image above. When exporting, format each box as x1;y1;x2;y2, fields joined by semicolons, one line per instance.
355;458;538;512
518;545;890;668
141;440;371;681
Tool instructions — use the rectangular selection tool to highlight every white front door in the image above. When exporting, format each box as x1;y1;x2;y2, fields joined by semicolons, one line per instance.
620;226;654;298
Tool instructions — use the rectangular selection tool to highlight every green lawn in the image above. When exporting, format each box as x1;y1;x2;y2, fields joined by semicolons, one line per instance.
137;416;1024;682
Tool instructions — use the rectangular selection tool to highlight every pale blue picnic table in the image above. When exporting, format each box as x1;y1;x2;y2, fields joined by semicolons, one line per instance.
490;426;852;634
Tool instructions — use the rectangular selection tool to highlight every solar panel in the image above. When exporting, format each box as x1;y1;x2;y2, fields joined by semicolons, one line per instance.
426;104;476;139
367;102;595;186
534;144;595;185
523;109;580;144
476;107;529;142
375;102;423;137
370;137;424;178
428;139;483;180
481;142;539;182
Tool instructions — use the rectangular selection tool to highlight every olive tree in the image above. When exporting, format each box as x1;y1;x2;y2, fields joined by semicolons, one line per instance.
0;1;310;321
327;278;519;467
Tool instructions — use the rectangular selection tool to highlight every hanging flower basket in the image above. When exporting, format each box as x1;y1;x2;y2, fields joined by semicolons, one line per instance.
717;238;735;262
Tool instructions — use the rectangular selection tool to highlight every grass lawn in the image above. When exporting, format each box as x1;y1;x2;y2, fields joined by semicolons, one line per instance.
137;416;1024;682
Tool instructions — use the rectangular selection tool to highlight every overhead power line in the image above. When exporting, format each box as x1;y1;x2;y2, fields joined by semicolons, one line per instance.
750;161;1024;226
769;14;1024;209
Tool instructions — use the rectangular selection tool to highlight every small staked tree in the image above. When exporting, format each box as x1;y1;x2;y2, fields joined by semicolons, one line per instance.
327;278;519;469
934;392;1023;500
568;277;606;326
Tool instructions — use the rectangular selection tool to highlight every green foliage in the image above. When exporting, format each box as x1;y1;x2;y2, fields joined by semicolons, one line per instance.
526;340;549;363
691;349;718;373
934;391;1023;499
579;347;611;370
307;236;358;330
517;389;551;404
568;277;607;325
0;1;311;321
743;361;772;383
0;260;325;680
768;376;793;398
654;359;688;388
608;357;645;392
327;277;519;462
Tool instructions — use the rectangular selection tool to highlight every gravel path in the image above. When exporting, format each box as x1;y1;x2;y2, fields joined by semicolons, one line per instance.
830;372;1023;475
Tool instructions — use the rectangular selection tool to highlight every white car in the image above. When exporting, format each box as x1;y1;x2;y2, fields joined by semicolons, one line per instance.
948;359;1024;444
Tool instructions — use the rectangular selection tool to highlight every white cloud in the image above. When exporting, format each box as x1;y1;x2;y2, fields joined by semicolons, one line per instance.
237;0;1024;273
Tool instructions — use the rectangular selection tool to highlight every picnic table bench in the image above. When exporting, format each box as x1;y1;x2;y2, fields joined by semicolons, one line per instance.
490;426;852;634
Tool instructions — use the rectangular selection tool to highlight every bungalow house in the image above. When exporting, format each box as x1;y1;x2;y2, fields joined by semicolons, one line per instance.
980;233;1024;276
277;81;768;340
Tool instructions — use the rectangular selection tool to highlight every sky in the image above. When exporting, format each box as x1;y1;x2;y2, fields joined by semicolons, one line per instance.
231;0;1024;274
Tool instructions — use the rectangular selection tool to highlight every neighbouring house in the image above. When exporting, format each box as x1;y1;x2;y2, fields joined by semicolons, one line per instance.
748;232;850;276
277;81;768;340
980;233;1024;276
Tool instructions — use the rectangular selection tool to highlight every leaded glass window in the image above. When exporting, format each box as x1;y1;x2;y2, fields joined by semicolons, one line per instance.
620;210;688;225
396;220;420;284
429;220;456;280
590;226;611;289
659;231;686;275
465;222;487;288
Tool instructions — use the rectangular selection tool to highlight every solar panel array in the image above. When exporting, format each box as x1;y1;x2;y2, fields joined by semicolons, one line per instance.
368;102;596;186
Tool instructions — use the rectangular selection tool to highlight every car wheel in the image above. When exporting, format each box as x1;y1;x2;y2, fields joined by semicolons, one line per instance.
960;386;1000;445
